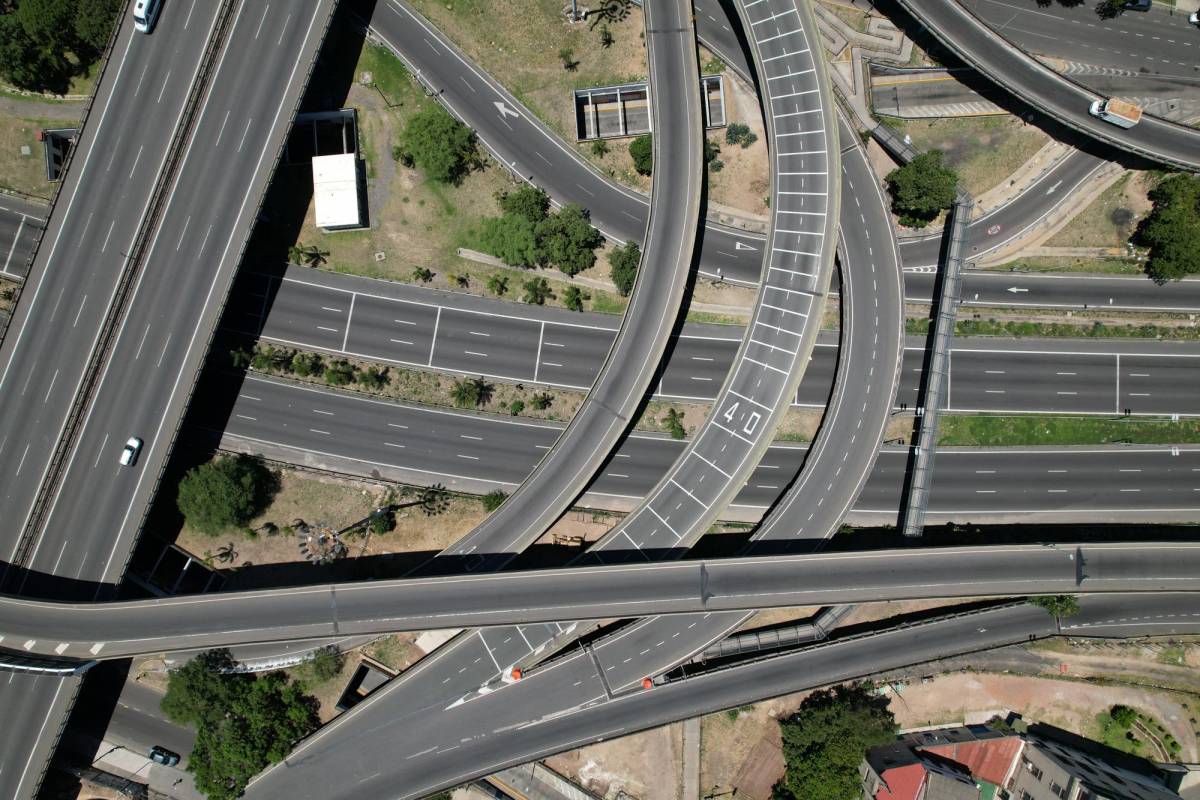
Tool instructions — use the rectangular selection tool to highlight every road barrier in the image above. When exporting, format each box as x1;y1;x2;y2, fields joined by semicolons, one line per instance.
900;191;972;537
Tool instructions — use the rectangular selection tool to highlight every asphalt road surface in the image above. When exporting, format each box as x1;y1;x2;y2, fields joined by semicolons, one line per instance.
0;2;224;582
964;0;1200;80
414;0;704;568
245;593;1200;799
233;267;1200;418
0;9;225;796
894;0;1200;170
7;543;1200;660
370;0;760;285
214;377;1200;523
15;1;338;600
0;198;46;281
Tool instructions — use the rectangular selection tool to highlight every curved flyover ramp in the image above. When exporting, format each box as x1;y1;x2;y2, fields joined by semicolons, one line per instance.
893;0;1200;171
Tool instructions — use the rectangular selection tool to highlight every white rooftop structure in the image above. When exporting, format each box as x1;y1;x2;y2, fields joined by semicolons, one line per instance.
312;153;361;230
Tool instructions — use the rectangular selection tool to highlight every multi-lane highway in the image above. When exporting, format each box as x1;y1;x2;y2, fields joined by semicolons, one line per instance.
233;267;1200;417
246;593;1200;799
964;0;1200;80
216;378;1200;521
893;0;1200;171
5;543;1200;661
0;7;229;796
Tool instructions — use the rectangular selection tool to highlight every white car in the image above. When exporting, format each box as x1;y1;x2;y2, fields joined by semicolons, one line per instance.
1190;11;1199;26
133;0;163;33
119;437;143;467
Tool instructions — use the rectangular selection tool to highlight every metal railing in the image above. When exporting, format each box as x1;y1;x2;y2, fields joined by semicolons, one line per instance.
899;191;972;537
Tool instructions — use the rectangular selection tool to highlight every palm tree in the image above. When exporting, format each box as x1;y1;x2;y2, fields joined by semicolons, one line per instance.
303;245;330;268
216;542;238;564
451;378;480;408
419;484;451;517
470;376;494;406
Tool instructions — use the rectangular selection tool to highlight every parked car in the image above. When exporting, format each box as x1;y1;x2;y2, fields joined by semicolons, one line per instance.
119;437;143;467
1123;0;1151;10
148;745;180;766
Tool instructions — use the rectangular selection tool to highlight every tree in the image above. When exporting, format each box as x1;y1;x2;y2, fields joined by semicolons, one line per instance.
663;408;686;439
419;483;452;516
398;105;477;184
475;214;540;267
1110;704;1137;728
469;376;494;406
1029;594;1080;622
74;0;123;54
1135;174;1200;282
412;267;434;282
16;0;77;53
499;185;550;223
368;508;395;535
704;138;721;165
0;13;70;92
486;273;509;296
775;683;897;800
535;204;603;275
175;671;319;800
885;149;959;228
290;351;323;377
177;455;271;535
531;392;553;410
591;139;609;157
563;285;589;311
481;489;508;511
296;646;343;685
358;366;389;390
608;240;641;296
229;347;252;370
599;23;614;48
323;360;356;386
725;122;757;148
558;47;578;71
451;378;481;408
302;245;329;268
1096;0;1124;18
629;134;653;176
523;277;554;305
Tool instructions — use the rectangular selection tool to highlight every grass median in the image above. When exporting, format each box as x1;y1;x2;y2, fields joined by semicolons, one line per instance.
937;415;1200;447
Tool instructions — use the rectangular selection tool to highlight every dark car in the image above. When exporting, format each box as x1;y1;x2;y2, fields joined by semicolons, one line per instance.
1123;0;1152;10
148;745;181;767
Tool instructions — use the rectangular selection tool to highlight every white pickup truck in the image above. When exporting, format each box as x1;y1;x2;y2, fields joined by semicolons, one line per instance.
1088;98;1143;129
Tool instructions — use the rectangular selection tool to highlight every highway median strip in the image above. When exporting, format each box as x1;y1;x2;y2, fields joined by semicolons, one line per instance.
937;414;1200;447
907;316;1200;342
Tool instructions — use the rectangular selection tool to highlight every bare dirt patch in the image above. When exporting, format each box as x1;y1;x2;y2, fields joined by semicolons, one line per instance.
888;672;1197;760
1047;171;1156;249
548;722;683;800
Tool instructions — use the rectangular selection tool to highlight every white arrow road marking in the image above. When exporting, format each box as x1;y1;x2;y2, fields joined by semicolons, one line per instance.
493;101;519;119
1045;180;1063;195
1006;287;1029;294
734;241;757;251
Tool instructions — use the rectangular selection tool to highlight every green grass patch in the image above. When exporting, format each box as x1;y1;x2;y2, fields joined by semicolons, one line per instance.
907;316;1200;341
0;115;58;199
1094;711;1146;757
985;255;1143;276
887;116;1047;196
589;291;627;314
938;415;1200;447
358;43;413;105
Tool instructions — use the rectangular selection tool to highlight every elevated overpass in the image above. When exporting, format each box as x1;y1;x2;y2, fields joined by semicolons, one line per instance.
2;542;1199;662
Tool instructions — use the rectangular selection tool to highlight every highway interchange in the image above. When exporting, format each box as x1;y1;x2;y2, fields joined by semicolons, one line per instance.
0;0;1198;797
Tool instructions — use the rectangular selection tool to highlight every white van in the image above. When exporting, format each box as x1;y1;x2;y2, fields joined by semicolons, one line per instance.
133;0;163;33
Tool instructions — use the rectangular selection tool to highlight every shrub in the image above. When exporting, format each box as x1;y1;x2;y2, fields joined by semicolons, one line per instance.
629;134;653;176
608;241;641;296
397;105;477;184
481;489;508;511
